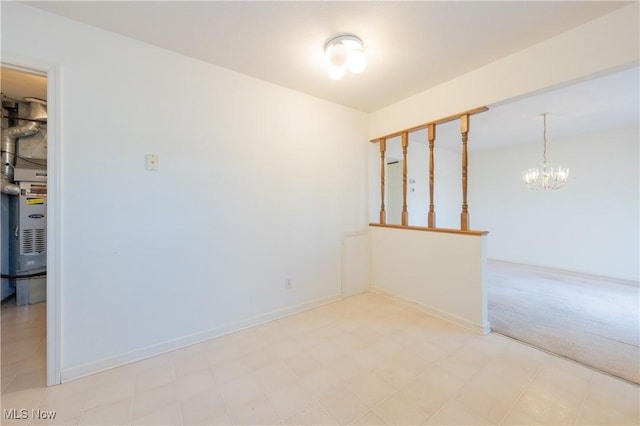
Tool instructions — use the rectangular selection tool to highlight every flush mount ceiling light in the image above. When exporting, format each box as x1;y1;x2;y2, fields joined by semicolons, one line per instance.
325;35;367;80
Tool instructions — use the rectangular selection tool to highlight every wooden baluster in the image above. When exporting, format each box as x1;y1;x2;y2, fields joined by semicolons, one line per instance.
460;114;469;231
401;132;409;226
428;123;436;228
379;138;386;224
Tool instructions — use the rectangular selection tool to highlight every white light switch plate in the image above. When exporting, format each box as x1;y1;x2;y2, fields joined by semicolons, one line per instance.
146;154;159;171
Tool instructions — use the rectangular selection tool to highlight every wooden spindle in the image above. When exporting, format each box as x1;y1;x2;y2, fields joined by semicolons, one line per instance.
379;138;386;224
428;123;436;228
460;114;469;231
401;132;409;226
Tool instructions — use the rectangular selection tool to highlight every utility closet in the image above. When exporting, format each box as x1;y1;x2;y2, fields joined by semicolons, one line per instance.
1;81;48;305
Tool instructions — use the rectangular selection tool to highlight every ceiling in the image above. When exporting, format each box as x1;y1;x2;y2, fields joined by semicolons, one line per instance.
0;67;47;101
25;1;630;113
408;65;640;153
3;2;637;153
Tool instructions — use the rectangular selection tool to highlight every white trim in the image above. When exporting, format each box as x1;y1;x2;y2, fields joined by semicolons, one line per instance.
340;230;370;298
1;53;62;386
46;64;62;387
60;294;341;383
371;287;491;335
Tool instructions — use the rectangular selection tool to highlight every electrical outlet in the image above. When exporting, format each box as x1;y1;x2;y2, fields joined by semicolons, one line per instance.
285;278;293;290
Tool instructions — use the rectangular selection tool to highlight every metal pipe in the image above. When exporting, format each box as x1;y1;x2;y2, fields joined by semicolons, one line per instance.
1;173;20;195
1;100;47;195
26;99;47;122
1;121;40;195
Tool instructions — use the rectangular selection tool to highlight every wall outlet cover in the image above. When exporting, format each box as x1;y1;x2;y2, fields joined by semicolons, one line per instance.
145;154;159;171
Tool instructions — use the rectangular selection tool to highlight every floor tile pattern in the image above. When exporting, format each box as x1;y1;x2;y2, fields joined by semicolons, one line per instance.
1;293;638;425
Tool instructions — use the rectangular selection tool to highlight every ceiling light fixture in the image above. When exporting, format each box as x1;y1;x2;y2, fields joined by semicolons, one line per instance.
325;35;367;80
522;113;569;190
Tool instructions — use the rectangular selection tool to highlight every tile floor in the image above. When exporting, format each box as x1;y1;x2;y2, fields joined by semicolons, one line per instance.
1;292;639;425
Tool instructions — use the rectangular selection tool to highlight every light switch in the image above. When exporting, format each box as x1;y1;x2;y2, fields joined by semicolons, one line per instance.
146;154;159;171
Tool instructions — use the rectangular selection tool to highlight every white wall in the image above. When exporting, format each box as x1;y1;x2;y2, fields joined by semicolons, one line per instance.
2;3;368;380
470;126;639;281
370;226;489;334
369;3;639;139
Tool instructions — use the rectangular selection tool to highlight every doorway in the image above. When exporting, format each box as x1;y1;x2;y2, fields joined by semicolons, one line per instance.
1;66;48;390
386;159;403;225
1;60;60;386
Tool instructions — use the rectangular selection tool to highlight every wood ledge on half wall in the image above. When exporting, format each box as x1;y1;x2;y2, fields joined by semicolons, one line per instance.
369;223;488;236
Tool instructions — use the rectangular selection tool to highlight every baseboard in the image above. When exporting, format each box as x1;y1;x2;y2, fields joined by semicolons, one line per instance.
60;294;341;383
371;287;491;335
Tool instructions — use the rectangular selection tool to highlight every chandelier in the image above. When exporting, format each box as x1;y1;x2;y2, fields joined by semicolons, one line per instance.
522;113;569;190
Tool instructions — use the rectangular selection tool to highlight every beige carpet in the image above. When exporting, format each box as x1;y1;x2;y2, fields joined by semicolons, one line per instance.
487;260;640;384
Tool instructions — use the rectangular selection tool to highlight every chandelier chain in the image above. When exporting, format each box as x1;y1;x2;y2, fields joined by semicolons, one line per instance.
542;112;547;165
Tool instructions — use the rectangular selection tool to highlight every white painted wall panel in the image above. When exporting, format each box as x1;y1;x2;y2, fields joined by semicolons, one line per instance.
2;3;368;378
470;127;639;281
369;226;489;334
341;231;370;297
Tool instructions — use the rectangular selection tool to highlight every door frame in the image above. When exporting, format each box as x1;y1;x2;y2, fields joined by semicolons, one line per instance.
385;158;403;225
2;54;62;386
